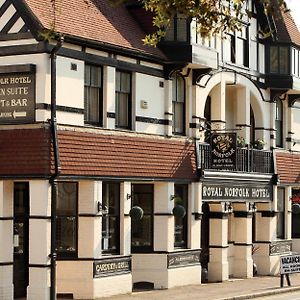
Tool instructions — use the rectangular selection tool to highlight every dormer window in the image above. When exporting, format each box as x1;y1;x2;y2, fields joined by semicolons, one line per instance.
269;45;289;74
164;14;189;42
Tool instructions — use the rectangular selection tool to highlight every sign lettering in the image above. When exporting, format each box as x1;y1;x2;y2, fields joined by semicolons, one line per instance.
93;257;131;278
202;183;273;201
281;254;300;275
211;133;237;170
167;250;201;268
0;70;35;124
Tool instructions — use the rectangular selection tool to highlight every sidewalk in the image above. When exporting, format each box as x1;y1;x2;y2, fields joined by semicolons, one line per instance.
103;274;300;300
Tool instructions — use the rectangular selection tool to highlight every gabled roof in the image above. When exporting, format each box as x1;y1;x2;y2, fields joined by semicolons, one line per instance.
17;0;164;60
272;0;300;45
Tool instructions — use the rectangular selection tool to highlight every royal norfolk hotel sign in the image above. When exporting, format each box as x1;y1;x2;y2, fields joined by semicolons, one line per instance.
0;64;35;124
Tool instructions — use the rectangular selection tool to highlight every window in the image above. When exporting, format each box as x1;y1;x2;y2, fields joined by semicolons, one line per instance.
292;188;300;238
172;73;185;135
230;34;236;64
131;184;153;252
102;182;120;254
269;46;289;74
56;182;78;257
164;14;189;42
276;187;285;239
275;99;283;147
174;184;188;248
84;64;103;126
250;105;255;145
115;71;131;129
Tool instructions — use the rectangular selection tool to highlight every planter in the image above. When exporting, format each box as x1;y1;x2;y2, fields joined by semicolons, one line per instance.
172;204;186;218
129;206;144;221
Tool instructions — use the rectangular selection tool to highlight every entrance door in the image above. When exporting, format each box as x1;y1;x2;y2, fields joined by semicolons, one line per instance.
201;203;209;282
13;182;29;298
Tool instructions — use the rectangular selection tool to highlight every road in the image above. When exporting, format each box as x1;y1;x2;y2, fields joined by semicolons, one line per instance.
256;290;300;299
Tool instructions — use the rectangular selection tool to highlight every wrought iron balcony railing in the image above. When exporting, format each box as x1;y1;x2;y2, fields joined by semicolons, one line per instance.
197;143;274;174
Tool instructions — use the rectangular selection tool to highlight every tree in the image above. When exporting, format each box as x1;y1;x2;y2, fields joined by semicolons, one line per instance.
135;0;287;46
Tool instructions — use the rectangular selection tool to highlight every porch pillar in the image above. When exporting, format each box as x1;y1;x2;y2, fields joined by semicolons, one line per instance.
27;181;51;300
208;202;229;282
210;80;226;131
253;202;277;275
0;181;13;300
236;87;250;143
232;202;253;278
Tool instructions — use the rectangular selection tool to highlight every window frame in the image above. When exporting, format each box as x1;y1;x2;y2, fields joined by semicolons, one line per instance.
101;182;120;255
115;70;132;130
172;72;186;135
275;99;283;148
268;45;290;75
164;14;190;42
174;184;188;249
84;64;103;126
56;182;78;259
131;184;154;253
276;187;285;240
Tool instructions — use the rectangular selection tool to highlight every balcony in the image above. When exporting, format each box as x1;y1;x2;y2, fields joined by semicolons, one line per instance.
197;143;274;174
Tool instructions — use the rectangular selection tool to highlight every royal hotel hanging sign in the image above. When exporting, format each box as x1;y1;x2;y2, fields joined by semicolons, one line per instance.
0;64;35;124
211;133;237;170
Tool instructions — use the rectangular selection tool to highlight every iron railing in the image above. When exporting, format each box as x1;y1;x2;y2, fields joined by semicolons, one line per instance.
197;143;274;174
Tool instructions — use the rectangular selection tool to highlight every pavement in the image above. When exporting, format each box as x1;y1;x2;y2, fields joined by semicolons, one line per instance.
102;274;300;300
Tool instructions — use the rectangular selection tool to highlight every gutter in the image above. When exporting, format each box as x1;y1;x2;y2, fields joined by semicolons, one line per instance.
49;36;64;300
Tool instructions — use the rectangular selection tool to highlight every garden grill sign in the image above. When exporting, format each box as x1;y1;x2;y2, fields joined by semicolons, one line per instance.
211;133;236;170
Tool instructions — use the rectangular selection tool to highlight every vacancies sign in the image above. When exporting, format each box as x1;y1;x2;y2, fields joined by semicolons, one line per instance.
0;64;35;124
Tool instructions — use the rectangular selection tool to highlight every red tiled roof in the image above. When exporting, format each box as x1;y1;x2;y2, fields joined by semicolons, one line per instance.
273;1;300;45
22;0;164;59
0;128;51;176
57;130;197;180
276;151;300;184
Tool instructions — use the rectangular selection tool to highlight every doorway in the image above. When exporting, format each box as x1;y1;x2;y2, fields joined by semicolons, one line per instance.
13;182;29;298
201;202;209;282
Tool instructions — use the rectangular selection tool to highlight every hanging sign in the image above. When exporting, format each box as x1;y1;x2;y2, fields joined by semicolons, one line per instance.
211;133;237;170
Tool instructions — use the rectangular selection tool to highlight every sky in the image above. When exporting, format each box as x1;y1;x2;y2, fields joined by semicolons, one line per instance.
285;0;300;30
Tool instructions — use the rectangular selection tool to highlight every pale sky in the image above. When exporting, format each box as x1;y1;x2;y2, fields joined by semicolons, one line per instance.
285;0;300;30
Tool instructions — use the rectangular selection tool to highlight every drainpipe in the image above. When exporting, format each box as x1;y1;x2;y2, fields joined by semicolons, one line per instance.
49;36;64;300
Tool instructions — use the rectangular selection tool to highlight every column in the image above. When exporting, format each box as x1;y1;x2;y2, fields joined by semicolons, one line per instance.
208;202;229;282
120;182;131;256
232;203;253;278
154;182;174;252
254;200;276;275
236;87;250;144
0;181;13;300
210;80;226;131
189;182;201;249
27;180;51;300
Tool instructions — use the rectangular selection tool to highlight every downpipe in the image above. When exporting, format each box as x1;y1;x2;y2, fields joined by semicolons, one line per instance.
49;36;64;300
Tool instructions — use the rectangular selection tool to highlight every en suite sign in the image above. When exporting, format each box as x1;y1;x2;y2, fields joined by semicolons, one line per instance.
0;64;35;124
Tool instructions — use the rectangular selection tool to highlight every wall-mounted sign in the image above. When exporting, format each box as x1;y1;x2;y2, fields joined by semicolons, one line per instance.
202;182;273;201
270;240;292;256
211;133;236;170
167;250;200;269
93;256;131;278
0;65;35;124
